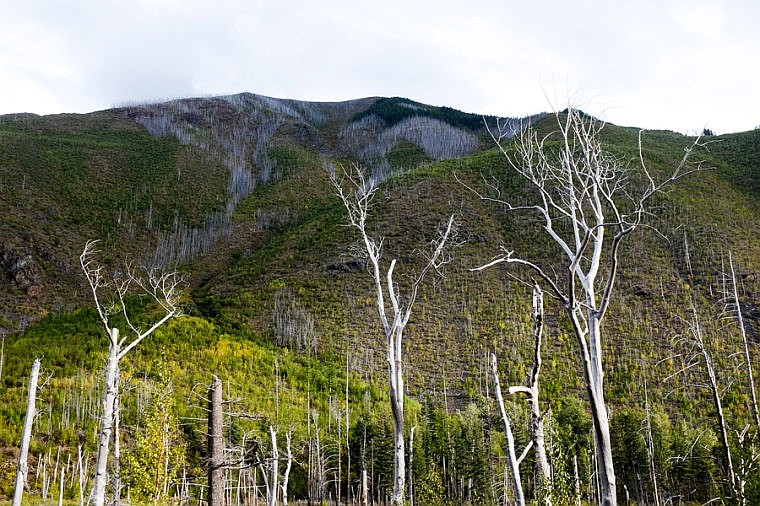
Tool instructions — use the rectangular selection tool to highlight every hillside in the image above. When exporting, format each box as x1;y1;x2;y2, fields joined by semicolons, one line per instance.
1;94;760;504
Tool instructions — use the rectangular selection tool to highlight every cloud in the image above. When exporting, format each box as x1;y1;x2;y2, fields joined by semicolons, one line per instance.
0;0;758;133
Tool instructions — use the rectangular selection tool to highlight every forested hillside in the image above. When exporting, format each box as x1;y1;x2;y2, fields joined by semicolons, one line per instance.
1;94;759;505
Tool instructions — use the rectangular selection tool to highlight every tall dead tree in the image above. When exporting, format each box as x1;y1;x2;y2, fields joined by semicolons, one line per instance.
12;358;41;506
208;375;224;506
466;107;703;506
330;162;456;506
726;252;760;431
683;305;739;501
80;240;184;506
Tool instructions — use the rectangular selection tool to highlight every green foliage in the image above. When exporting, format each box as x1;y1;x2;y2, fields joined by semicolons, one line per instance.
611;407;649;501
351;97;497;131
122;370;185;503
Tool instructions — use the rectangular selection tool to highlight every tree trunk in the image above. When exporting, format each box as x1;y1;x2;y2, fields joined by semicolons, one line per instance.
408;426;415;506
703;340;737;499
574;310;616;506
345;353;351;506
729;253;760;431
573;454;581;506
269;426;279;506
59;466;65;506
491;354;526;506
12;358;41;506
528;283;551;504
208;375;225;506
111;367;121;506
91;332;120;506
644;383;660;506
389;344;406;506
0;332;5;384
282;430;292;506
361;466;368;506
590;382;616;506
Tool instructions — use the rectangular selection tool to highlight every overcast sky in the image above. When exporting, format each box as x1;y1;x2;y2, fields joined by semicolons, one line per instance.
1;0;758;134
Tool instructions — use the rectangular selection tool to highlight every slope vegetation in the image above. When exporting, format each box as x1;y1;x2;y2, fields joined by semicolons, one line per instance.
1;95;759;503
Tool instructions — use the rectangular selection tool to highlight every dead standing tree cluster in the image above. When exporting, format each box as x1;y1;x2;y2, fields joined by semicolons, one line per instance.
466;107;703;506
80;240;184;506
329;162;456;506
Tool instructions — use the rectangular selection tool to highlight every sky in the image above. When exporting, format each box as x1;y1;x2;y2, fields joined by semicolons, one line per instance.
1;0;759;134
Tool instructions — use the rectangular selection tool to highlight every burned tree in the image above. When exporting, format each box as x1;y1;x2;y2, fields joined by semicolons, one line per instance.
466;107;703;505
80;240;184;506
330;162;455;506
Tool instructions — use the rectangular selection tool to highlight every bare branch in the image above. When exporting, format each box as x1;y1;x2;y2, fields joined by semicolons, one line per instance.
467;105;704;506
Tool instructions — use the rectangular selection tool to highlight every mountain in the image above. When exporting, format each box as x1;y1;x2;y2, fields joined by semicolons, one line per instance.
1;93;759;503
0;94;536;324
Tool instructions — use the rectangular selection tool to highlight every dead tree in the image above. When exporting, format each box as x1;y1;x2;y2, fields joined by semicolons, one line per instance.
491;353;528;506
12;358;41;506
268;426;279;506
507;282;551;504
670;305;739;502
208;375;224;506
281;430;293;506
643;381;660;506
0;328;6;384
80;240;184;506
726;252;760;431
330;162;456;506
466;106;703;506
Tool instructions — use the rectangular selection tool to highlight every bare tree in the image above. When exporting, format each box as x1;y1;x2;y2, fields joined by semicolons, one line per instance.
281;430;293;506
329;162;456;506
491;353;528;506
465;107;703;506
12;358;41;506
643;380;660;506
725;252;760;431
80;240;184;506
208;375;224;506
268;426;279;506
507;281;551;505
681;304;739;502
724;253;760;503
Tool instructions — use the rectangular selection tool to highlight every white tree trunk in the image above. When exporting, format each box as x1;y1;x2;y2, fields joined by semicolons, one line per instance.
0;332;6;384
389;332;406;506
492;354;525;506
361;466;368;506
281;431;292;506
586;313;616;506
268;426;279;506
408;425;415;506
208;375;225;506
506;283;551;503
13;358;41;506
59;466;66;506
91;331;120;506
111;367;121;506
